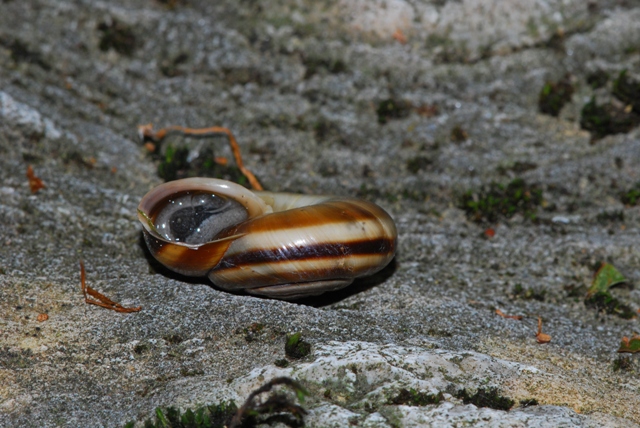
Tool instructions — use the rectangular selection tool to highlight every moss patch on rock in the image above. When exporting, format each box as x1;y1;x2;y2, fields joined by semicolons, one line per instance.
459;178;543;223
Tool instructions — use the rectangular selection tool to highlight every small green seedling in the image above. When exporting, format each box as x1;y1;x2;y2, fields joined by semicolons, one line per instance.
538;78;574;117
285;332;311;360
584;263;635;319
587;263;627;297
621;183;640;206
618;335;640;353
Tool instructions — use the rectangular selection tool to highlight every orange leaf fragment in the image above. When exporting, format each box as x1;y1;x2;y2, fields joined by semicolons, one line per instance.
484;228;496;238
392;28;407;44
416;104;438;118
214;156;228;166
495;309;523;320
144;142;157;153
26;165;45;193
536;317;551;344
80;260;141;313
37;313;49;322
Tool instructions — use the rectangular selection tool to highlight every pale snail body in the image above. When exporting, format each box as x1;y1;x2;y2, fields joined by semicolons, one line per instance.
138;177;397;299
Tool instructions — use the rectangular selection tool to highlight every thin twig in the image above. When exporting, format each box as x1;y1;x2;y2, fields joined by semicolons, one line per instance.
137;123;263;190
495;309;523;320
80;260;141;313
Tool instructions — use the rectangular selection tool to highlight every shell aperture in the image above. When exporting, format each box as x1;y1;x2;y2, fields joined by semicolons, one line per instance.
152;191;248;245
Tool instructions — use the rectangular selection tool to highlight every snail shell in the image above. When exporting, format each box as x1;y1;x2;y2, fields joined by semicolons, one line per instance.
138;178;397;299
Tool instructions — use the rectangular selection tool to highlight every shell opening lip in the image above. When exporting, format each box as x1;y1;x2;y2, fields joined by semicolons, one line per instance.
137;178;271;248
138;178;270;222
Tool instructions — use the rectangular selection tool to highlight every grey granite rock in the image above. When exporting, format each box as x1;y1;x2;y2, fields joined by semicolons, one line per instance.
1;0;640;427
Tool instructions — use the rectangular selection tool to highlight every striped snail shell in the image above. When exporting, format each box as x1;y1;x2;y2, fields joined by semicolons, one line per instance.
138;178;397;299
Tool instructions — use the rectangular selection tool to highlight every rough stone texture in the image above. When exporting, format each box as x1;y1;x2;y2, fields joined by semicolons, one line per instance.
1;0;640;427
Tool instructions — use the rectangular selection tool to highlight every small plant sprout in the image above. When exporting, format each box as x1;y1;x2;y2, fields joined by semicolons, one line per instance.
80;260;141;313
618;334;640;353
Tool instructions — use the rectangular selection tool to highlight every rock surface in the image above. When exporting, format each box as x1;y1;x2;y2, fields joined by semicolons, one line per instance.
1;0;640;427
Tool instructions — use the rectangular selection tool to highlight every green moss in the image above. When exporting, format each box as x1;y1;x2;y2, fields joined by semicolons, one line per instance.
180;367;204;377
450;125;468;142
221;66;264;86
538;78;574;117
61;150;98;169
612;70;640;112
459;178;543;223
363;400;377;413
621;183;640;206
156;144;248;185
580;93;639;140
376;99;410;124
424;34;449;49
519;398;539;407
157;145;188;180
623;45;640;55
241;322;265;343
542;30;566;51
292;22;318;39
155;0;187;10
526;17;539;38
0;347;33;369
406;155;432;174
302;55;347;79
312;119;341;143
580;98;618;139
612;356;633;372
266;15;294;29
401;188;427;202
596;210;624;224
139;123;255;186
127;401;237;428
97;19;136;56
512;284;546;301
285;332;311;360
163;334;184;345
160;53;189;77
564;283;587;299
586;70;609;89
388;388;444;406
4;38;51;70
274;358;289;368
357;184;398;203
431;41;471;64
134;343;150;355
426;328;453;338
496;161;537;176
584;291;635;319
455;387;514;411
